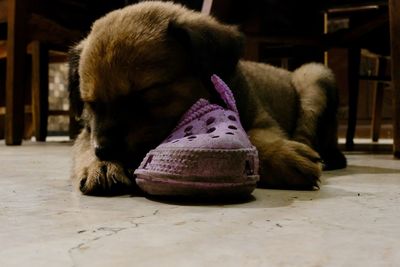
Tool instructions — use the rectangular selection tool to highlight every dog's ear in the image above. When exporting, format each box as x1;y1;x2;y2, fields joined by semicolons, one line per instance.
68;41;85;122
167;17;244;80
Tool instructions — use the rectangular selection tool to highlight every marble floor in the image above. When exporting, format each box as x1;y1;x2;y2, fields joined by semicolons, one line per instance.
0;140;399;267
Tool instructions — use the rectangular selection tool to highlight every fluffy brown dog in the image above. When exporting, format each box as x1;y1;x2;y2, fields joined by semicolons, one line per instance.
69;1;346;195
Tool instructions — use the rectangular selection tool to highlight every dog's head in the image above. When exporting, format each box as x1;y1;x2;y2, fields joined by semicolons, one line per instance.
69;1;244;167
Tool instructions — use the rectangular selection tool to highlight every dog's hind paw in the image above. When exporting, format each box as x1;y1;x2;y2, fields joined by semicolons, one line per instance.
257;140;322;190
321;149;347;170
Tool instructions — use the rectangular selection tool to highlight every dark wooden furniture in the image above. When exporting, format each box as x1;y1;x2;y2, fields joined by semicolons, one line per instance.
3;0;399;158
203;0;400;158
1;0;82;143
389;0;400;158
202;0;325;69
326;0;399;158
1;0;128;144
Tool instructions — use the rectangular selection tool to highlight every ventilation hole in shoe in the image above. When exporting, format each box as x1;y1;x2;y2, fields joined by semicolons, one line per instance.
211;135;219;138
228;125;237;130
188;136;196;139
143;155;154;169
225;132;234;135
184;132;193;137
206;117;215;125
207;127;216;133
184;125;193;132
172;140;179;143
244;160;254;175
228;115;237;121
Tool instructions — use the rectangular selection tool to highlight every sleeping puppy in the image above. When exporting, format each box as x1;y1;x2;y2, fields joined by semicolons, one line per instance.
69;1;346;195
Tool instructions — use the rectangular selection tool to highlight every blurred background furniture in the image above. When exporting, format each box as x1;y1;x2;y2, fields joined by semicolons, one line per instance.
201;0;325;69
1;0;80;144
0;41;72;141
326;0;399;158
2;0;399;158
324;1;392;150
0;0;129;144
201;0;399;158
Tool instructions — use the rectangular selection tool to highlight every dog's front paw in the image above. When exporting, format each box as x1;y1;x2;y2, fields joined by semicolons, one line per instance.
78;161;134;195
258;140;322;190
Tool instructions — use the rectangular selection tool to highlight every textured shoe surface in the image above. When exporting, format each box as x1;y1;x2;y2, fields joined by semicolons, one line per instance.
134;75;259;197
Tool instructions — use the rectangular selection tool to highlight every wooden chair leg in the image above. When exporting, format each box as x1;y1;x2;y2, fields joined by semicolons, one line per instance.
389;0;400;158
346;47;361;150
5;0;28;145
0;116;3;140
371;57;387;142
31;41;49;141
0;59;5;140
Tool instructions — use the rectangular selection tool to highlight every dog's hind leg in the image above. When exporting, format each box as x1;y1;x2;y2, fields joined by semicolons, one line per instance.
291;63;346;170
247;109;322;190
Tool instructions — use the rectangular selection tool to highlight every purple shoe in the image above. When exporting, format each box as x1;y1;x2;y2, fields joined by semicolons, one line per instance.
134;75;259;197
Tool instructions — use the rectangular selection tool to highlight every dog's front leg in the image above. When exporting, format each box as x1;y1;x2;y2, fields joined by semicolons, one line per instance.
71;129;134;195
248;127;322;190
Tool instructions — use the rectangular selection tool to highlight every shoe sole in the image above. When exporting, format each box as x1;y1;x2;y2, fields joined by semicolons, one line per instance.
134;147;259;197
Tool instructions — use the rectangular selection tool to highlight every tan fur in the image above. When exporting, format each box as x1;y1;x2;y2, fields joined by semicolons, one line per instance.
292;63;331;145
72;130;133;194
70;1;345;195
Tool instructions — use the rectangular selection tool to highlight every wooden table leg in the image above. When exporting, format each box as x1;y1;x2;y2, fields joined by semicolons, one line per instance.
31;41;48;142
0;59;5;140
5;0;28;145
389;0;400;158
371;57;387;142
346;47;361;150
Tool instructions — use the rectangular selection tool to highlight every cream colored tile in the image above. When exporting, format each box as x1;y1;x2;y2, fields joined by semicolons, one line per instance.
0;141;399;266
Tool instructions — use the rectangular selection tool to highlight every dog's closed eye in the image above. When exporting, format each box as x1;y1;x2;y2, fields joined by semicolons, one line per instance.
139;82;175;106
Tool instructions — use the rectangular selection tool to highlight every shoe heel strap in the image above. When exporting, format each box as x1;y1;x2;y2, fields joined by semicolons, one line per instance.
211;74;239;114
